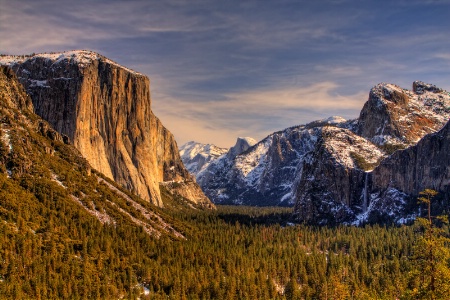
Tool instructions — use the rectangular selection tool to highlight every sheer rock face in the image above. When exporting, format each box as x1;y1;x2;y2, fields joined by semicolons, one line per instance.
371;120;450;200
293;127;384;225
0;51;211;207
0;66;34;112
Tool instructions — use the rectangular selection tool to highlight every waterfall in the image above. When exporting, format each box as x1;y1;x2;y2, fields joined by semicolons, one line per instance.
363;172;368;213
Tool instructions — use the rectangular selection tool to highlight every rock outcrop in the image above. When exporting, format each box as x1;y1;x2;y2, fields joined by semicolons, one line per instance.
0;51;211;207
363;120;450;223
372;120;450;195
293;82;450;224
357;82;450;148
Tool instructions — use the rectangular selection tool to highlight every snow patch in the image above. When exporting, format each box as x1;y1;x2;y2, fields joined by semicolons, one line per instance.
319;116;347;124
179;141;228;175
51;173;66;188
235;138;270;186
70;195;115;225
1;125;13;177
1;125;12;153
29;79;49;88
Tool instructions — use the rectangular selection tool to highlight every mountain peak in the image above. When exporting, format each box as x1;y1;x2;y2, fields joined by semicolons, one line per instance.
357;81;450;146
227;137;257;159
412;80;444;94
179;141;228;175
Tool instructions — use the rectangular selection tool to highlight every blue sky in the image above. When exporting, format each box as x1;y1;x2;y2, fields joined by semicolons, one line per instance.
1;0;450;147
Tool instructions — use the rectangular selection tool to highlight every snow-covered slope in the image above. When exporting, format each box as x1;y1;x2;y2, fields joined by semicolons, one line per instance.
0;50;142;75
179;141;228;175
197;122;347;206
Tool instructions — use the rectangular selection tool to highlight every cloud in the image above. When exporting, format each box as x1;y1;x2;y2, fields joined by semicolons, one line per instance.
2;0;449;148
434;53;450;61
313;65;363;77
152;81;367;147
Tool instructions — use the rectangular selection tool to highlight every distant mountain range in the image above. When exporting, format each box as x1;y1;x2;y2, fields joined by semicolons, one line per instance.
181;82;450;224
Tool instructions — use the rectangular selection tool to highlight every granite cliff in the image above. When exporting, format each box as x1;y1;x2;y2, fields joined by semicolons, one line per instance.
292;126;384;224
363;119;450;223
0;51;211;207
293;82;450;224
357;82;450;148
0;65;187;237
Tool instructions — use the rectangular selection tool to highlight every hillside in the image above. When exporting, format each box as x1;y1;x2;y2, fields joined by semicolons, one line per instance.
0;65;196;298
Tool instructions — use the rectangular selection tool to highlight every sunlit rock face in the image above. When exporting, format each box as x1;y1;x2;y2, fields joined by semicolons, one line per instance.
1;51;211;207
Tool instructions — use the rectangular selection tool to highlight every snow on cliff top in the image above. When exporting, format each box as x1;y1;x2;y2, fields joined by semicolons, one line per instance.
368;82;450;144
0;50;143;75
323;127;384;170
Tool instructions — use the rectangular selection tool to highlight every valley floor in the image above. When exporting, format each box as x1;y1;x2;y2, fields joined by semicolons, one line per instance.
134;205;447;300
1;190;449;299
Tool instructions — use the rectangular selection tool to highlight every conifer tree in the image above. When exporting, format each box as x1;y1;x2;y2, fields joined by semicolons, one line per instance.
405;189;450;300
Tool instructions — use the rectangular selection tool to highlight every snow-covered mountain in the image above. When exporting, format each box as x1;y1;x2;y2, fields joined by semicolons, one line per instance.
179;141;228;175
193;118;355;206
181;81;450;223
357;81;450;147
293;81;450;224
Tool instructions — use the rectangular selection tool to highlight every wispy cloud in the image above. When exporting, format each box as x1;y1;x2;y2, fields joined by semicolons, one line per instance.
434;53;450;61
152;81;367;147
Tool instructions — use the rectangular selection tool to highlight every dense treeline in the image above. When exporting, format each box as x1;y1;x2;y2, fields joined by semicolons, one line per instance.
144;205;419;300
3;186;449;299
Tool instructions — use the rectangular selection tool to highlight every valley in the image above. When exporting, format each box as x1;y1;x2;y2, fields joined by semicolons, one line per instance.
0;51;449;299
1;196;443;299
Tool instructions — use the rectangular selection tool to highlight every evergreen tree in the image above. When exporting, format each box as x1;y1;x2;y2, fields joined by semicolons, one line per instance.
404;189;450;300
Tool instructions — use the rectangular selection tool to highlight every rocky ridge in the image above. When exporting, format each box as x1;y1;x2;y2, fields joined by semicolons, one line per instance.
0;50;212;208
357;82;450;147
190;117;352;206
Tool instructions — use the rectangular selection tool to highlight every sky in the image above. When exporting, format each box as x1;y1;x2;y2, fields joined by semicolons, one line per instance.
1;0;450;148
